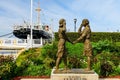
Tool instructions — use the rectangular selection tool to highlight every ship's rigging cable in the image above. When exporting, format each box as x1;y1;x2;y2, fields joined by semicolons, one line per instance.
8;34;14;38
0;32;13;37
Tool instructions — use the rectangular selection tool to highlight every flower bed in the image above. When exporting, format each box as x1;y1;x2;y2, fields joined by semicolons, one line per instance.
13;76;50;80
100;76;120;79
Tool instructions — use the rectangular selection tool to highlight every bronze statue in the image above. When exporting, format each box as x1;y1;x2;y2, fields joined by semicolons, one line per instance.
73;19;93;71
55;18;72;71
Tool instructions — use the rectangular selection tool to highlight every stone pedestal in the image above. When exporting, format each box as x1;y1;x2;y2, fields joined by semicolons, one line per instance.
51;69;99;80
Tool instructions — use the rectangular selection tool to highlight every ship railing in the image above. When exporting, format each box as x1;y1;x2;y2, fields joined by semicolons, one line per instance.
13;25;30;30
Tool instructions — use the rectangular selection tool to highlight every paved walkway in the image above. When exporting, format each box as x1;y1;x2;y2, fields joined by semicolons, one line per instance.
20;78;120;80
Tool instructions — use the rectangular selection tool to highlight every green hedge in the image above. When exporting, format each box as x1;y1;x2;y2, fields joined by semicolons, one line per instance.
54;32;120;42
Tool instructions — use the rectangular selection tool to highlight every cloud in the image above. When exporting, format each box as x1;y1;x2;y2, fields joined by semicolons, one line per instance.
0;0;31;35
36;0;78;31
69;0;120;32
0;0;120;36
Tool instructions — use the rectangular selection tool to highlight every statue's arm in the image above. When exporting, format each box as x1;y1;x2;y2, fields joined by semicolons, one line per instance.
64;33;72;43
73;28;88;43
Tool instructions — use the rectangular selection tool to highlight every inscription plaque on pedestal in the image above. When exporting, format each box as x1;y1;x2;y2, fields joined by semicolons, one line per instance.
51;69;99;80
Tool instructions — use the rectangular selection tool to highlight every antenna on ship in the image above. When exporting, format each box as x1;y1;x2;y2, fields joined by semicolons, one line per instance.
35;1;41;25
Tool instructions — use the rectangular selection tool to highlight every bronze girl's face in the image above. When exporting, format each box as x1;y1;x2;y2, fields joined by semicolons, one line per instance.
82;19;89;26
82;21;86;26
59;23;63;27
59;20;66;27
63;20;66;26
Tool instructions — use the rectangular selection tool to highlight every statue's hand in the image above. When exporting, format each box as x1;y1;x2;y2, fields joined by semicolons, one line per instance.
73;41;76;44
71;42;73;44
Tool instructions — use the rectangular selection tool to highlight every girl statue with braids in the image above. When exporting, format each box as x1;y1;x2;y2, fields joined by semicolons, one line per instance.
55;19;72;71
73;19;93;71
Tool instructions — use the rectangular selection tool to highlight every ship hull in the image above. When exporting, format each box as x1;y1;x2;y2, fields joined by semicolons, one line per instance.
13;28;51;39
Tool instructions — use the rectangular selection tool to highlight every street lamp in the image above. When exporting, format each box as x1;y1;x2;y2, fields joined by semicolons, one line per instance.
74;18;77;32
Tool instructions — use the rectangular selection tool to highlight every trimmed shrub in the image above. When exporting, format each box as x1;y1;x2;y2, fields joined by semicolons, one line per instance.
92;40;120;76
54;32;120;42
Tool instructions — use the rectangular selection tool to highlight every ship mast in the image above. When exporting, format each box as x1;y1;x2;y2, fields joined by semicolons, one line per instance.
30;0;33;48
35;1;41;25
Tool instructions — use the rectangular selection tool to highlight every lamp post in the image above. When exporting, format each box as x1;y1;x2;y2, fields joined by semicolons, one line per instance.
74;18;77;32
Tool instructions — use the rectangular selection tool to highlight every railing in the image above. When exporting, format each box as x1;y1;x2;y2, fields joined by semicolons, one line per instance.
0;38;43;48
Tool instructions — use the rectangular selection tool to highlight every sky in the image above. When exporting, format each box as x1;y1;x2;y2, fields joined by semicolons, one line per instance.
0;0;120;36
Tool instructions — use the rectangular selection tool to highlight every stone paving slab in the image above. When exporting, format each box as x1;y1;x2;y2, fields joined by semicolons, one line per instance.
99;78;120;80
